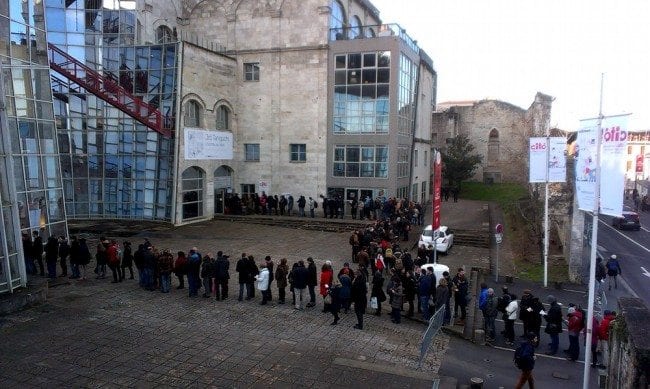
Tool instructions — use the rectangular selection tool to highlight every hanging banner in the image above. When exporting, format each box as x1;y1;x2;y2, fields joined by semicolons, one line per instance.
529;137;567;183
184;128;233;160
575;115;629;216
432;151;442;230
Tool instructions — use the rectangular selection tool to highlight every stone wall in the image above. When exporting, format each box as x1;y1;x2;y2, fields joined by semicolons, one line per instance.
606;298;650;389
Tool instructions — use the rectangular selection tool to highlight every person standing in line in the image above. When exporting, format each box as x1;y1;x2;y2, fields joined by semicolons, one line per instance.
255;263;270;305
236;253;248;301
106;239;121;283
306;257;318;308
187;248;202;297
32;231;45;277
158;249;174;293
565;305;584;361
78;238;91;280
606;254;622;290
265;256;274;302
308;196;316;218
320;261;334;312
275;258;289;304
351;264;368;329
58;236;69;277
598;310;616;368
214;251;230;300
174;251;188;289
292;260;309;310
297;195;306;217
121;241;134;280
544;295;563;355
371;268;386;316
514;332;537;389
287;195;294;216
328;277;343;325
519;290;534;336
435;278;450;315
389;276;404;324
482;288;498;342
246;255;258;299
68;236;80;279
201;253;215;298
95;238;108;279
504;294;519;345
45;235;59;279
452;268;468;324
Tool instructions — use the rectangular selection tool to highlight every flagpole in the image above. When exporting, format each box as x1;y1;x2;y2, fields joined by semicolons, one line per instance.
543;127;550;288
583;73;604;389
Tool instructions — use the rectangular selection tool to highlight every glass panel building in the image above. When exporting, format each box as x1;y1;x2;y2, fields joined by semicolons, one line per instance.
1;0;65;293
46;0;178;221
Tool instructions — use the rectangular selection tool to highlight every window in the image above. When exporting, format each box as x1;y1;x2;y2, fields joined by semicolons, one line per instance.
244;63;259;81
156;26;175;44
412;183;419;202
290;144;306;162
244;144;260;161
181;167;204;219
349;16;362;39
414;150;418;167
333;145;388;178
216;105;230;131
488;128;500;163
421;181;427;201
424;150;428;166
397;146;409;178
329;0;346;41
241;184;255;196
184;100;201;127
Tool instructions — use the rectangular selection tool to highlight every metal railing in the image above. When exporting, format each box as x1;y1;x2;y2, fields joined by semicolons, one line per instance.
418;305;446;369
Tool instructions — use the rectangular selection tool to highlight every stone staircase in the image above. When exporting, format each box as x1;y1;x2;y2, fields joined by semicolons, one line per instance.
452;229;490;249
212;214;371;233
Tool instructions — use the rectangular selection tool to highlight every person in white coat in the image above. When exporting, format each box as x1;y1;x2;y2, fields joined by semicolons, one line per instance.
256;263;270;305
505;294;519;345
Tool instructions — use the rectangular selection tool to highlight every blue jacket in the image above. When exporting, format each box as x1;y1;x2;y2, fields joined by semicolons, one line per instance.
418;274;433;296
478;287;489;310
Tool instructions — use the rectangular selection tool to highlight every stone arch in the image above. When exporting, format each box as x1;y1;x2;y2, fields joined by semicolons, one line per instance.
181;166;205;220
487;128;500;163
213;165;234;214
182;94;206;128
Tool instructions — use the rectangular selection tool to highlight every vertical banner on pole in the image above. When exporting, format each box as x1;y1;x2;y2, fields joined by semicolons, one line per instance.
529;137;567;183
432;151;442;230
529;137;548;183
548;137;567;182
575;115;629;216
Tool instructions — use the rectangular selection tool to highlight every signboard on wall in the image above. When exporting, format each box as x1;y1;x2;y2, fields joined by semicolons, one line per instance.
258;180;270;195
184;128;233;160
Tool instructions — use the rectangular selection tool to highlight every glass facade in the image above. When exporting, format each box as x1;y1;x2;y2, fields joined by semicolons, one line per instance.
46;1;178;220
333;52;390;134
333;145;388;178
1;0;64;293
398;53;417;136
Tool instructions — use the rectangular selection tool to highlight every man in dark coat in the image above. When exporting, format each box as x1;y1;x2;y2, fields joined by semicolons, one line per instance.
544;295;563;355
306;257;317;307
214;251;230;300
201;254;215;297
519;290;534;336
236;253;248;301
22;232;35;275
246;255;258;299
351;265;368;329
32;231;44;276
58;236;70;277
44;236;59;279
291;260;309;310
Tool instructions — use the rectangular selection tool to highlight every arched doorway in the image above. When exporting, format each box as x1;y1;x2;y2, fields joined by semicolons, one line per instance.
214;165;233;214
181;166;205;220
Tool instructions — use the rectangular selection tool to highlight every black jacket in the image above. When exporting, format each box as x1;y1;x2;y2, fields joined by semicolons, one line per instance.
292;266;309;289
307;263;317;286
215;256;230;280
236;258;248;283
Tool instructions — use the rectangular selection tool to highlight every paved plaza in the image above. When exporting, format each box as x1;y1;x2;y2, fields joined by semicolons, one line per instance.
0;217;450;388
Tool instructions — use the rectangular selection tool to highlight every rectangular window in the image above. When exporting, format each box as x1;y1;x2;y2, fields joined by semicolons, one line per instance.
424;150;428;166
414;150;418;167
244;62;259;81
290;144;306;162
241;184;255;196
412;183;419;202
397;146;409;178
421;181;427;201
333;145;388;178
244;143;260;161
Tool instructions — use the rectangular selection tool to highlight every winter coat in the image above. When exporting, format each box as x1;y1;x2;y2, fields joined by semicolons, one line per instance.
158;252;174;274
121;245;133;267
235;258;248;283
214;256;230;280
307;262;318;286
435;285;449;310
545;302;563;335
256;268;269;291
45;237;59;262
567;310;584;335
292;265;309;289
69;241;81;265
174;254;188;275
482;295;498;318
390;284;403;309
320;269;333;296
339;273;351;300
418;274;433;296
201;257;215;278
598;313;616;340
275;264;288;289
371;271;386;302
106;244;120;266
506;300;519;320
58;241;70;261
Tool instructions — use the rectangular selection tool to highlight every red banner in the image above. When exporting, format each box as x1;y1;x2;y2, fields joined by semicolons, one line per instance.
636;155;644;173
432;151;442;230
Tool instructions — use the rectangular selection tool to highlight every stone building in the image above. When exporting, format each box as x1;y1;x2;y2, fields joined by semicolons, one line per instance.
431;92;553;184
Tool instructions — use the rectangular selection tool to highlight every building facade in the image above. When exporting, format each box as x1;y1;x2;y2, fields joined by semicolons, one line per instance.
431;92;553;184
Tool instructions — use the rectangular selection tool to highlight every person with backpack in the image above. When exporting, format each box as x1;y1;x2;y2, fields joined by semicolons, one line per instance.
606;254;621;290
514;332;537;389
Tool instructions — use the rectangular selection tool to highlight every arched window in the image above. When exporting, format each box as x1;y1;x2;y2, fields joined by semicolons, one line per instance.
329;0;346;41
184;100;201;127
156;25;174;44
488;128;500;163
181;167;204;219
365;27;376;38
216;105;230;131
349;16;361;39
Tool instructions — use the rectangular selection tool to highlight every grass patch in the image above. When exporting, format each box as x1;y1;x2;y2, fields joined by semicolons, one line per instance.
514;257;568;283
460;181;528;210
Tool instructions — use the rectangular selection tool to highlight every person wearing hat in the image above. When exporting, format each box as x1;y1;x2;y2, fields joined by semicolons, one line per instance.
606;254;621;290
544;295;563;355
514;332;538;389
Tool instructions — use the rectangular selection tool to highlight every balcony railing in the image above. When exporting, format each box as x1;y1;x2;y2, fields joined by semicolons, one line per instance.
329;23;420;54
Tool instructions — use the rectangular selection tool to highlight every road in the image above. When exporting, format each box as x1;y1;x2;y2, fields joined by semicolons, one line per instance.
596;204;650;306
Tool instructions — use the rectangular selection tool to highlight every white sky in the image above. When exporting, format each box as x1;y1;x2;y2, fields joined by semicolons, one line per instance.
370;0;650;130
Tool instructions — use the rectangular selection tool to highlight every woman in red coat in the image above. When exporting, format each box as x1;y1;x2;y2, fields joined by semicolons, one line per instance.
320;261;334;312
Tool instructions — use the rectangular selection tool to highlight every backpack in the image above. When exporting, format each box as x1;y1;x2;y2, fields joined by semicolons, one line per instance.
607;260;618;272
314;202;318;209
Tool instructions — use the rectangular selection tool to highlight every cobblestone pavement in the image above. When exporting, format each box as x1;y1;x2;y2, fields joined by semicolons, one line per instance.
0;215;457;388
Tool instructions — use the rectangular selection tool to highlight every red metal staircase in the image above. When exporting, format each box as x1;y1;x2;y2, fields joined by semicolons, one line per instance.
47;43;173;138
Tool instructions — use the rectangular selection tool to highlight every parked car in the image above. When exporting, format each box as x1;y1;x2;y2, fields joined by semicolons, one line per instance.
418;225;454;254
420;263;450;287
612;211;641;230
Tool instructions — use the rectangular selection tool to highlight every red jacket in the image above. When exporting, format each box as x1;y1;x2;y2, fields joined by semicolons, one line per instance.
106;244;119;265
320;269;333;297
598;313;616;340
567;310;584;335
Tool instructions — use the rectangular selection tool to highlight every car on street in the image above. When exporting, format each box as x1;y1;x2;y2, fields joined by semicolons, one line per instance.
420;263;450;287
612;211;641;230
418;225;454;254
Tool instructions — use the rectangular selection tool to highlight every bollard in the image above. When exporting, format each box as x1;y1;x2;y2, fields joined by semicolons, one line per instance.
469;377;484;388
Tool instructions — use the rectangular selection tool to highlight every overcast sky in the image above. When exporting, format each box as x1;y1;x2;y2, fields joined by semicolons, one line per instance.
370;0;650;131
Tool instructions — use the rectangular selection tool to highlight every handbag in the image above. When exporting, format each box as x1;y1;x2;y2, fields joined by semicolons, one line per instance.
324;294;331;304
370;296;378;309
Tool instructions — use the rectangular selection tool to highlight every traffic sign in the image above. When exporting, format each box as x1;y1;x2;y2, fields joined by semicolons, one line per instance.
495;233;503;244
495;223;503;234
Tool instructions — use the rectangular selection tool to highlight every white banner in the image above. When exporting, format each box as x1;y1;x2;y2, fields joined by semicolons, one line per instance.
184;128;233;160
575;115;629;216
529;137;548;183
529;137;566;183
258;180;270;195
